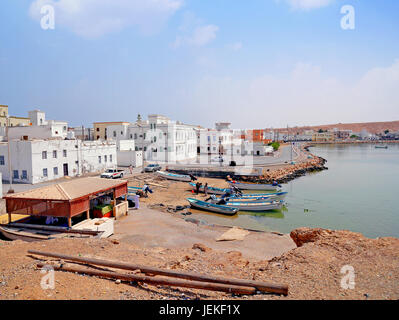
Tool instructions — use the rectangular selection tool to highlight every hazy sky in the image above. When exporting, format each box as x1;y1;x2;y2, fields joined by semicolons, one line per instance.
1;0;398;129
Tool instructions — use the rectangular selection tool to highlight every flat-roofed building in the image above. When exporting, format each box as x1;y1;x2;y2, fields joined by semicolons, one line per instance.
93;122;130;140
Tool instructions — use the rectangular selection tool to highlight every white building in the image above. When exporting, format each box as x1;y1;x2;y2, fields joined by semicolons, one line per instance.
106;115;198;163
116;140;143;168
0;139;117;184
7;110;68;140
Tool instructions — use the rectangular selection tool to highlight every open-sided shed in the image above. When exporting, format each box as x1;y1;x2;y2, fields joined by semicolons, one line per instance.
4;177;128;227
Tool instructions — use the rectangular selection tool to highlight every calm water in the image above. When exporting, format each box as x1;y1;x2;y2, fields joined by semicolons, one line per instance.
191;144;399;238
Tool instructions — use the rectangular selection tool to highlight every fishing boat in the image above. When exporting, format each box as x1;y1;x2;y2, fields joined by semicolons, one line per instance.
0;223;103;242
187;198;238;216
128;186;143;193
157;171;192;182
189;183;228;195
224;200;284;212
375;145;388;149
231;191;288;201
229;181;281;191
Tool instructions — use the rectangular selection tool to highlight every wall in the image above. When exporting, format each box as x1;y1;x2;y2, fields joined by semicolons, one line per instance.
117;151;143;167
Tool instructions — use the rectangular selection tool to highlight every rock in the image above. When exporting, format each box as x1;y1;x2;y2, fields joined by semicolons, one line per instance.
115;279;121;284
192;243;212;252
290;228;332;247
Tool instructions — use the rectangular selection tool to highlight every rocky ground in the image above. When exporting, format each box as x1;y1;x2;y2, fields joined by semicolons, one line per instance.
0;227;398;300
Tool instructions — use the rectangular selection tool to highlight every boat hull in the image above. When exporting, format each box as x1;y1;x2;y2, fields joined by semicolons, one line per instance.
187;198;238;216
157;171;192;182
229;182;279;191
224;201;284;212
189;183;227;195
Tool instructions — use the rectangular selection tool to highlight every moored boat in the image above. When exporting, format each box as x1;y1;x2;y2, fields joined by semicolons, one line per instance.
157;171;192;182
375;145;388;149
229;181;280;191
231;191;288;201
187;198;238;216
224;200;284;212
189;182;228;195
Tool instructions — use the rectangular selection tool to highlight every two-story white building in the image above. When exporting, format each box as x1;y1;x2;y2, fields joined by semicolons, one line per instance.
106;115;198;163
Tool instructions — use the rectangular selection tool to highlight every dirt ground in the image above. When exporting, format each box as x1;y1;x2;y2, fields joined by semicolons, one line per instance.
0;226;398;300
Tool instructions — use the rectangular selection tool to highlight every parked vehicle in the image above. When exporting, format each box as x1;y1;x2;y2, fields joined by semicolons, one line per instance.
144;164;162;172
100;169;124;179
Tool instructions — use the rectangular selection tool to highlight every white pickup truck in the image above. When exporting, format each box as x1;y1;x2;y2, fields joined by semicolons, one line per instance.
100;169;125;179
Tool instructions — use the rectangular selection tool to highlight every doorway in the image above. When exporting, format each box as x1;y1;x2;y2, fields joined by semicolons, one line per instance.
63;163;69;176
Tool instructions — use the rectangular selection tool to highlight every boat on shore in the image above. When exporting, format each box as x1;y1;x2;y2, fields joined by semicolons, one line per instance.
187;198;238;216
0;223;103;242
157;171;192;182
229;181;280;191
375;145;388;149
189;183;228;195
231;191;288;201
223;200;284;212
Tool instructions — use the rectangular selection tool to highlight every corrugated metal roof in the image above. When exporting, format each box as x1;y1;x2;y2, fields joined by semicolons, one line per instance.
4;177;127;201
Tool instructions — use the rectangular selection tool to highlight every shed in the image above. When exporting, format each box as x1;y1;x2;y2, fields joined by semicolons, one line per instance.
4;177;128;227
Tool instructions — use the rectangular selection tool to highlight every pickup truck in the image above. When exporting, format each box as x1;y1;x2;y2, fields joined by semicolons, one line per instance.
101;169;125;179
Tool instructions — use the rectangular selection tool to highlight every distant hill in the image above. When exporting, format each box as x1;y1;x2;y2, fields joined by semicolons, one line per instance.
269;121;399;134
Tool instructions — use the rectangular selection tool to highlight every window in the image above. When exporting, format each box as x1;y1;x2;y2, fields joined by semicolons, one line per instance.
105;155;107;162
0;156;4;165
42;151;47;159
110;155;113;162
98;156;101;164
63;150;67;157
130;134;133;139
13;170;18;179
113;131;116;137
134;133;137;139
53;150;57;158
53;167;58;175
43;168;48;177
22;170;27;180
96;128;100;132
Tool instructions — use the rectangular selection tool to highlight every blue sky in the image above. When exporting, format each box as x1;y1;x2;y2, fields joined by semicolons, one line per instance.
1;0;398;128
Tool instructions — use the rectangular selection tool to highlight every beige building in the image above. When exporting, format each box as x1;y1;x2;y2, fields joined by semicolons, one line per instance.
93;122;130;140
312;131;335;142
0;105;31;127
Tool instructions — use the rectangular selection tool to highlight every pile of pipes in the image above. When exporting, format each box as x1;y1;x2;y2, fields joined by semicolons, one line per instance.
28;250;288;296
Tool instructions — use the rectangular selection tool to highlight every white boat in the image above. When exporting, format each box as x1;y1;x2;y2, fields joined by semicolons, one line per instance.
231;191;288;201
189;183;228;195
229;182;280;191
187;198;238;216
224;200;284;212
157;171;192;182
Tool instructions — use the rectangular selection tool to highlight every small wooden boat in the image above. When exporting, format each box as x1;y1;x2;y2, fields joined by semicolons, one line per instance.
224;200;284;212
229;182;280;191
157;171;192;182
0;223;103;242
375;145;388;149
187;198;238;216
128;186;143;193
231;191;288;201
189;183;228;195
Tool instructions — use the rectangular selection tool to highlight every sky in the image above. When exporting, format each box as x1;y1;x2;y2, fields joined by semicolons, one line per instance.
0;0;398;129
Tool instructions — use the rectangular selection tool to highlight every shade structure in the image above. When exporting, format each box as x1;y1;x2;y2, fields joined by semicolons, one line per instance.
4;177;128;219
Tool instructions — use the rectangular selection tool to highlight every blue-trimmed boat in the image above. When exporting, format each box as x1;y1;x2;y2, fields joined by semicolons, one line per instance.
230;191;288;201
229;181;281;191
157;171;192;182
189;183;228;195
187;198;238;216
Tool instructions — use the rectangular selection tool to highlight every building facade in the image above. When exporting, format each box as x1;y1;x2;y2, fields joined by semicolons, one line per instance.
0;139;117;184
93;122;130;140
0;105;31;127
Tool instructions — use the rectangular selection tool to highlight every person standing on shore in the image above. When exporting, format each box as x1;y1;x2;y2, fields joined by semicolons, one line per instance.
204;183;208;196
195;182;202;195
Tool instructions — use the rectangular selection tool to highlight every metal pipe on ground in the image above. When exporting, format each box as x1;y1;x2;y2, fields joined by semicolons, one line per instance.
28;250;288;295
36;263;255;295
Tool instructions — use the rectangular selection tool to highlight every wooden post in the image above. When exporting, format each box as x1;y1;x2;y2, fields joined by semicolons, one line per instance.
8;212;12;224
86;210;90;220
67;217;72;228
